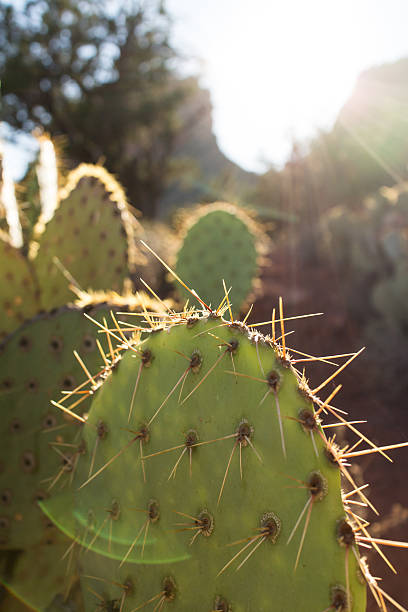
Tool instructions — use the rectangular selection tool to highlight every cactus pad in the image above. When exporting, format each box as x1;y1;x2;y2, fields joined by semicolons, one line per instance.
43;311;369;611
0;303;127;550
31;164;143;309
174;203;264;314
0;234;39;341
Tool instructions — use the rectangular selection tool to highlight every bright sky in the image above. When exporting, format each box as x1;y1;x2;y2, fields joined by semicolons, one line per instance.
167;0;408;172
3;0;408;178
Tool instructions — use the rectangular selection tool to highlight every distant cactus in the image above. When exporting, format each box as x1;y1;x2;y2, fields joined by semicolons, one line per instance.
16;134;60;248
31;164;144;310
325;182;408;327
173;203;266;314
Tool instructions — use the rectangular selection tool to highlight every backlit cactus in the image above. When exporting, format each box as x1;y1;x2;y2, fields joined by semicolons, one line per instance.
31;164;144;310
41;307;373;611
15;133;59;249
173;203;265;314
0;160;146;351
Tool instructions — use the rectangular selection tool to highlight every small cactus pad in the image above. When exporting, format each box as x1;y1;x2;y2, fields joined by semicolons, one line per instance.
0;234;39;341
43;312;367;611
31;164;143;309
174;203;263;313
0;303;130;550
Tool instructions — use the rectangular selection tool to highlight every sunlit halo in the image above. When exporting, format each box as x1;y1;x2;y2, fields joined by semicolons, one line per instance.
169;0;408;171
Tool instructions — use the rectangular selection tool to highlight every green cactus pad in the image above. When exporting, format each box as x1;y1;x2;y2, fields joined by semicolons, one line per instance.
0;234;39;341
31;164;144;310
43;313;367;611
0;303;129;551
1;529;81;612
174;203;264;314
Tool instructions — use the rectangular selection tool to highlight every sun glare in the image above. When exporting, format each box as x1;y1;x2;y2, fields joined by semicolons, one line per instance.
169;0;408;171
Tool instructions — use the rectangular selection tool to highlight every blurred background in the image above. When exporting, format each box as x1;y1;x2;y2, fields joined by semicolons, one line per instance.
2;1;408;608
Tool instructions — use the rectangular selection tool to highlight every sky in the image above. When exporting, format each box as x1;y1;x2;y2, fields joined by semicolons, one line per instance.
3;0;408;178
167;0;408;172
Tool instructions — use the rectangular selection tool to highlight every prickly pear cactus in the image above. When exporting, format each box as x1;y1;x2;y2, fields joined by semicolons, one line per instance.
174;203;264;314
0;233;39;341
31;164;144;310
0;303;125;551
0;152;24;249
43;310;369;611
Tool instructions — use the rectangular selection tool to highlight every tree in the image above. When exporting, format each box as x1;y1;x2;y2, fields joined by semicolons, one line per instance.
0;0;193;217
